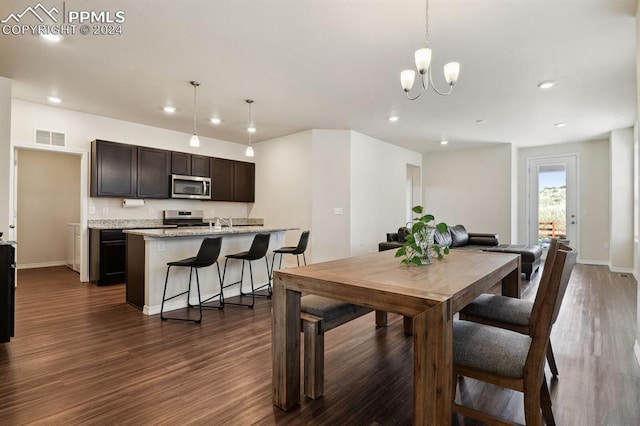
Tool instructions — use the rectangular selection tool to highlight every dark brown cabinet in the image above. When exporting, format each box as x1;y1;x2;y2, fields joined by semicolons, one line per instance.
137;146;170;198
191;155;210;177
91;139;254;202
172;152;210;177
210;158;235;201
90;229;126;286
91;140;137;197
171;151;191;175
234;161;255;202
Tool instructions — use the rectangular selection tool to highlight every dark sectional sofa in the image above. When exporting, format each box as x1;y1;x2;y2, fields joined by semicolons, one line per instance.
379;224;542;280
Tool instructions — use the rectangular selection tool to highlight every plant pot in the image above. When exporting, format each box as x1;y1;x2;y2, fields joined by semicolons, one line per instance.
416;226;436;265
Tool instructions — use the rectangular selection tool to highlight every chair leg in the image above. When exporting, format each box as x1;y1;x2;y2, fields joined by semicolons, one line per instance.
302;252;307;265
160;265;172;320
296;255;300;267
239;260;246;295
547;342;559;377
247;260;255;308
200;261;224;309
541;374;556;426
186;267;194;307
278;252;283;270
524;383;543;426
265;256;272;296
193;268;203;323
303;317;324;399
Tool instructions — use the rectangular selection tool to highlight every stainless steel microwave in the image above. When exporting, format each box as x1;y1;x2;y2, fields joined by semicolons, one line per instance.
171;174;211;200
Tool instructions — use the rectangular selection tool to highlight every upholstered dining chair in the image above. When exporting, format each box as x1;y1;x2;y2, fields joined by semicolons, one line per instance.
452;239;577;425
458;240;577;377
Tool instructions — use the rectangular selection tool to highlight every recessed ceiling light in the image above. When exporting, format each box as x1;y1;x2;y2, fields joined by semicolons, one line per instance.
247;126;257;133
41;34;63;42
476;119;486;123
47;96;61;103
537;80;556;90
163;106;176;114
440;139;449;145
554;122;566;128
210;117;222;125
388;115;399;122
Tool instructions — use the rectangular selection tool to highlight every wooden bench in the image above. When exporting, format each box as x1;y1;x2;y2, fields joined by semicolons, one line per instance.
300;295;387;399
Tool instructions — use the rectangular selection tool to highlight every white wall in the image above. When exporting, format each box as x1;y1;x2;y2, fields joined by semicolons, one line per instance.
423;144;513;243
0;78;11;238
610;128;635;271
250;130;313;260
10;99;252;222
311;130;351;262
518;140;611;263
350;132;422;256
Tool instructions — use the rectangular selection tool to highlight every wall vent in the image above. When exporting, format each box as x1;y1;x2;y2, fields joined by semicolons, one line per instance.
34;129;66;147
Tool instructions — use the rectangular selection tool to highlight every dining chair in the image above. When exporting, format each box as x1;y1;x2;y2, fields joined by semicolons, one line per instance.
458;240;576;377
452;239;577;425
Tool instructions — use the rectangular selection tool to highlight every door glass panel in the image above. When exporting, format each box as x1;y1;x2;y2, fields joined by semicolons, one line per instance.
537;164;567;247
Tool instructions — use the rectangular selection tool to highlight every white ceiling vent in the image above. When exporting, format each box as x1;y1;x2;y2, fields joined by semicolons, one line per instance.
35;129;66;147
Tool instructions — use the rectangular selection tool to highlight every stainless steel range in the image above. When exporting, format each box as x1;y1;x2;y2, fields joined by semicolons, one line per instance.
163;210;206;227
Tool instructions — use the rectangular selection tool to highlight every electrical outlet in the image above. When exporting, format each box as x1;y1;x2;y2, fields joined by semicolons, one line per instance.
148;208;155;215
102;207;109;215
333;207;344;215
157;241;165;252
603;242;609;250
89;206;95;215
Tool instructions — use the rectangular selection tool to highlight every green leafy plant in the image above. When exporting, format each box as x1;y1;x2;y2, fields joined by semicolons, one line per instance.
395;206;450;266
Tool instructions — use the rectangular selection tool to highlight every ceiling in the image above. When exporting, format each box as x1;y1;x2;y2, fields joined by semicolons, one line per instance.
0;0;637;153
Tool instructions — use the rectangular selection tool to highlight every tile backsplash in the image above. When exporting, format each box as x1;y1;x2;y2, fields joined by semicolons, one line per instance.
88;198;249;220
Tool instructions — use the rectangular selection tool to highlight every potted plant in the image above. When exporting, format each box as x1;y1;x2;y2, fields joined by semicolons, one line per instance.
395;206;450;266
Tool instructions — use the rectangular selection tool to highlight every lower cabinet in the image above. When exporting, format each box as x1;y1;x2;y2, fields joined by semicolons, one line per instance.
90;229;126;285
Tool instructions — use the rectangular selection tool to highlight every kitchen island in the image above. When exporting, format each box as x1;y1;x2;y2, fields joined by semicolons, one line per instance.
124;226;295;315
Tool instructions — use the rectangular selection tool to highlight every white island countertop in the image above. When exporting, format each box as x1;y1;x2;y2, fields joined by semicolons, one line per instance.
123;226;296;239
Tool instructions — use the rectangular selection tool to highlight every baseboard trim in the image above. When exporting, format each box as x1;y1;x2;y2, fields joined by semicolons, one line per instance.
578;259;609;266
635;341;640;370
610;266;635;274
17;261;67;270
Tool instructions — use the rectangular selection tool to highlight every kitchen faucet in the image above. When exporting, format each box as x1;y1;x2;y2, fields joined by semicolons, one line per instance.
212;217;233;228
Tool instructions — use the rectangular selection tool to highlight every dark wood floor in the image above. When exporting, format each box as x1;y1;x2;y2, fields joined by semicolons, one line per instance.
0;264;638;425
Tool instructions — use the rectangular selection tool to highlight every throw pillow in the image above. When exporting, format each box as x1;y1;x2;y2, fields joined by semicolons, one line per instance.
397;227;409;243
434;227;452;247
450;225;469;247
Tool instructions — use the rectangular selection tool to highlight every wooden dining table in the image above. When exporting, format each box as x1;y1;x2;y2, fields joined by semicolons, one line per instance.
271;248;521;425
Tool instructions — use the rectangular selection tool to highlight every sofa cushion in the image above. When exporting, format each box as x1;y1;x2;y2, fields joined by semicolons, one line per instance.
434;228;452;247
450;225;469;247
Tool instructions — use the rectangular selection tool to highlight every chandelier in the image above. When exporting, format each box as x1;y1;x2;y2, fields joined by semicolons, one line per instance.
400;0;460;100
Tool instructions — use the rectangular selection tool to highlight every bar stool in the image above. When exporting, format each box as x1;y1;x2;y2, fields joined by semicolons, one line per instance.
160;237;223;323
273;230;310;270
222;233;271;308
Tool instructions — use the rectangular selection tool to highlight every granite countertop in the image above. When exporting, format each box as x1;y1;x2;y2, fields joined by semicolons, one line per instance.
123;226;295;238
0;241;17;246
88;218;264;230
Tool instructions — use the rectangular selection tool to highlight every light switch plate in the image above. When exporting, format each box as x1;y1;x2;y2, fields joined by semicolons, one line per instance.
333;207;344;215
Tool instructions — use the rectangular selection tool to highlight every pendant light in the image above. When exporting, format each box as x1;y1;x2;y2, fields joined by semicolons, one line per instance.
245;99;255;157
189;81;200;147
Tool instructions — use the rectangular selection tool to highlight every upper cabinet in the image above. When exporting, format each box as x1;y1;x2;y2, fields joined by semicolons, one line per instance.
171;151;191;176
210;158;235;201
91;140;137;197
210;159;255;202
234;161;255;202
91;139;254;202
191;155;210;177
137;146;170;198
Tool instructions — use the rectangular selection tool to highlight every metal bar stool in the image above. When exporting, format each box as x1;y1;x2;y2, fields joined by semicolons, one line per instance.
221;233;271;308
273;230;310;270
160;237;223;323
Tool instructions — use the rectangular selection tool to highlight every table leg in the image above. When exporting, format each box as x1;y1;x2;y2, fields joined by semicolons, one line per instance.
413;300;452;425
272;274;301;410
501;262;521;298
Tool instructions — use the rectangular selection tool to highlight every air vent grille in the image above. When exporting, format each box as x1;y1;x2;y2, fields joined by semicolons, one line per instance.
34;129;66;147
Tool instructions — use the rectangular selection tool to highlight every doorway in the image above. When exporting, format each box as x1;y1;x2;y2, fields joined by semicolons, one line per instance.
406;164;421;224
527;155;579;249
15;148;81;270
